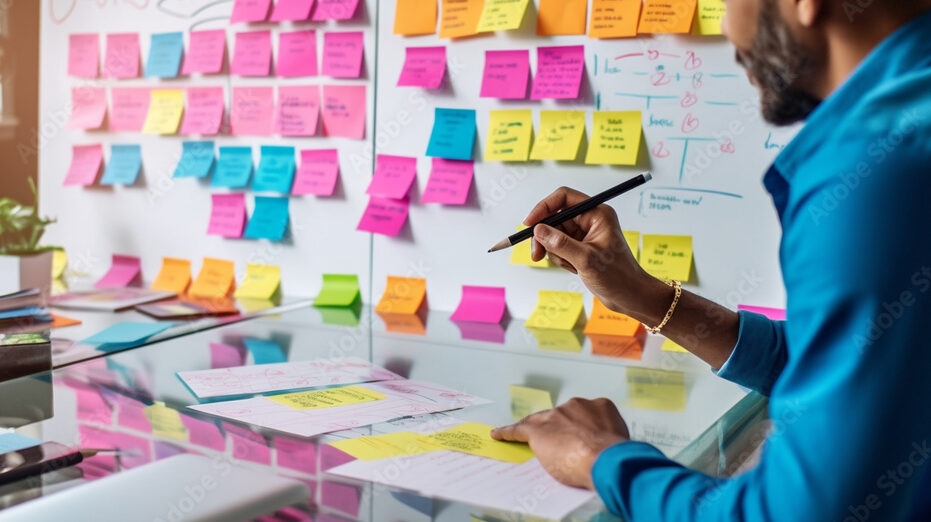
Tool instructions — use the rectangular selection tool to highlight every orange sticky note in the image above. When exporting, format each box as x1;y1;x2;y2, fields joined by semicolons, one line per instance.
584;298;644;337
379;312;427;335
189;258;235;299
51;314;82;329
395;0;438;35
151;257;192;294
439;0;484;39
589;334;643;360
589;0;642;38
537;0;587;35
638;0;697;34
376;276;427;315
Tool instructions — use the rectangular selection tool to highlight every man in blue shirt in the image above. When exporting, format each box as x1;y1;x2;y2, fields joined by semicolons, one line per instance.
492;1;931;520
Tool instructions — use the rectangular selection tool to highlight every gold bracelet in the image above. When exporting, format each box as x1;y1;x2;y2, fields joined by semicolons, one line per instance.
644;280;681;334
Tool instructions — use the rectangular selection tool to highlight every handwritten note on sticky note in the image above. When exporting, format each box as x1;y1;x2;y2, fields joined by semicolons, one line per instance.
537;0;587;35
180;87;224;136
584;298;643;336
531;45;585;100
625;367;686;411
69;33;99;78
232;30;272;76
450;285;506;323
526;290;584;330
110;87;150;132
315;274;360;306
357;197;409;236
231;0;271;22
182;30;226;75
427;108;476;161
142;89;185;135
254;146;296;192
321;85;366;139
65;144;103;186
530;110;586;161
422;158;473;205
509;225;553;268
737;305;786;321
271;0;315;21
278;30;318;77
661;338;689;353
146;32;184;77
104;33;139;78
151;258;191;294
696;0;725;35
429;423;534;463
267;386;384;410
190;258;235;298
322;31;364;78
638;0;698;34
214;146;254;188
101;144;142;185
235;264;281;300
244;196;290;241
312;0;361;20
368;154;417;199
376;276;426;314
485;110;532;162
276;85;320;136
589;0;642;38
330;432;442;461
68;87;107;130
624;230;640;259
439;0;483;38
509;385;553;419
294;149;339;195
481;50;529;99
476;0;530;32
207;193;246;238
586;111;642;165
231;86;274;136
95;255;142;288
641;234;693;281
397;46;446;89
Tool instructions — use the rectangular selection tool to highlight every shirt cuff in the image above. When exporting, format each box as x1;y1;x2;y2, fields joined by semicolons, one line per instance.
713;310;785;395
591;441;669;516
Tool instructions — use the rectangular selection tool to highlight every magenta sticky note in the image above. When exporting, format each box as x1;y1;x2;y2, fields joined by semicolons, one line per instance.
64;144;103;186
357;196;409;237
278;30;318;77
320;443;354;471
421;158;473;205
531;45;585;100
110;87;151;132
95;254;143;289
68;87;108;130
481;49;530;99
450;285;507;323
276;85;320;136
737;305;787;321
397;46;446;89
79;426;152;469
294;149;339;196
181;86;225;136
275;437;317;475
367;154;417;199
271;0;315;21
231;30;272;77
182;30;227;75
180;413;226;451
321;480;361;516
207;193;247;238
321;85;366;139
230;0;272;22
65;379;112;423
312;0;360;20
69;33;99;78
231;86;275;135
322;31;364;78
455;321;507;343
113;394;152;432
225;423;272;465
104;33;140;78
209;342;246;369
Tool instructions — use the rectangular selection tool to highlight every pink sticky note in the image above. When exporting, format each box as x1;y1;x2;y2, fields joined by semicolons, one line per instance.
181;86;225;135
481;49;530;99
64;144;103;186
275;85;320;136
320;443;354;471
421;158;473;205
455;321;507;343
450;285;507;323
79;426;154;470
65;379;112;423
271;0;315;21
68;87;108;130
69;33;99;78
738;305;787;321
104;33;140;78
531;45;585;100
112;394;152;432
208;193;247;238
230;0;272;22
357;196;409;237
278;31;318;78
321;481;361;516
293;149;339;196
182;30;227;75
181;413;226;451
225;423;272;465
231;30;272;76
95;254;143;289
231;86;275;135
110;87;151;132
209;342;246;369
312;0;360;20
397;46;446;89
275;437;317;475
367;154;417;199
322;31;364;78
321;85;366;139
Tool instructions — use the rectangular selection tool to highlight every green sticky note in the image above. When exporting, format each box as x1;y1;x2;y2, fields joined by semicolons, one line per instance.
314;274;360;307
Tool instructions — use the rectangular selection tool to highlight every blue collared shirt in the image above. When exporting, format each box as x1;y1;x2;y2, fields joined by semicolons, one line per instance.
592;10;931;522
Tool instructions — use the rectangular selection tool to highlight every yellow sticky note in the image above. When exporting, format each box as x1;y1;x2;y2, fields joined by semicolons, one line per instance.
638;0;698;34
537;0;587;35
641;234;693;281
151;257;191;294
52;249;67;279
510;225;553;268
626;367;686;412
530;111;586;161
695;0;725;35
586;111;643;165
144;402;188;441
584;298;643;336
376;276;427;314
485;110;533;162
529;327;584;352
330;432;443;460
142;89;184;135
439;0;485;38
428;422;534;463
395;0;438;35
189;257;235;299
476;0;530;32
589;0;642;38
623;230;640;260
266;386;386;410
661;338;689;353
526;290;584;330
509;385;553;419
234;263;281;300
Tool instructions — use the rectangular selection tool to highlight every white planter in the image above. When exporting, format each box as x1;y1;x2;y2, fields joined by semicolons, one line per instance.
0;251;53;304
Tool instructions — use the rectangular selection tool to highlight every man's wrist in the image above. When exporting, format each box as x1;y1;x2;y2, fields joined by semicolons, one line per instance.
620;273;678;327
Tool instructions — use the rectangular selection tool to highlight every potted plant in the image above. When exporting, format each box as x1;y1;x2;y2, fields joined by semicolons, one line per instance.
0;179;56;302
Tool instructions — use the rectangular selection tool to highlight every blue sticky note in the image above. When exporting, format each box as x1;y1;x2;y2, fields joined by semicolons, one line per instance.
82;322;175;352
253;146;296;193
243;338;286;365
244;196;289;241
426;108;476;161
101;144;142;185
145;32;184;78
213;146;254;188
0;306;43;320
0;433;42;454
173;141;215;179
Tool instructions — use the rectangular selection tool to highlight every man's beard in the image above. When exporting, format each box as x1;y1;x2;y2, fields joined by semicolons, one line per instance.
736;0;823;126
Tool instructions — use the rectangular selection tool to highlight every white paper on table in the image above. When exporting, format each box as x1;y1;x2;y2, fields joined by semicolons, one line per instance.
187;380;492;437
177;356;404;398
327;450;596;520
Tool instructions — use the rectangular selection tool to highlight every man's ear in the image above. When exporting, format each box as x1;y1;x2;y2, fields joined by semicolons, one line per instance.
794;0;824;27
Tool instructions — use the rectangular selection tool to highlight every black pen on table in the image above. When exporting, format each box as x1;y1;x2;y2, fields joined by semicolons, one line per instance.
487;172;652;253
0;442;127;486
